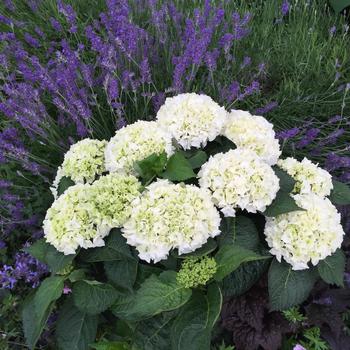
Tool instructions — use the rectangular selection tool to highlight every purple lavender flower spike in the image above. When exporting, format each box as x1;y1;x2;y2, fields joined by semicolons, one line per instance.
281;1;290;16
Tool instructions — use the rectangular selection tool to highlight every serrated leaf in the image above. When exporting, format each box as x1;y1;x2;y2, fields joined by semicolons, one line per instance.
56;299;98;350
171;284;222;350
185;150;208;169
112;271;192;321
317;249;345;287
25;239;74;273
135;264;163;287
161;152;196;181
57;176;75;196
273;166;296;193
330;180;350;205
214;245;270;281
264;192;302;217
68;269;87;282
132;312;175;350
22;294;54;350
73;280;119;314
218;216;260;250
34;276;65;320
80;230;132;262
222;259;270;297
104;259;138;292
134;152;167;181
268;259;318;311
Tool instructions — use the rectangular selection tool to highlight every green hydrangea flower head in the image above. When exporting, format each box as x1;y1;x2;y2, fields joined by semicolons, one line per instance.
177;256;217;289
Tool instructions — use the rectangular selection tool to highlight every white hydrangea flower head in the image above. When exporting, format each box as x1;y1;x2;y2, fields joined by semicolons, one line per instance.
105;121;174;174
51;139;107;198
122;179;221;263
223;109;281;165
264;193;345;270
198;148;280;216
89;173;141;228
43;184;110;255
278;157;333;197
156;93;227;149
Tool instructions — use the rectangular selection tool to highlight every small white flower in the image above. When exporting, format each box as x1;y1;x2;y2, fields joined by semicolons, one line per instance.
278;157;333;197
222;109;281;165
122;179;221;263
105;121;174;175
264;193;345;270
156;93;227;149
198;148;280;215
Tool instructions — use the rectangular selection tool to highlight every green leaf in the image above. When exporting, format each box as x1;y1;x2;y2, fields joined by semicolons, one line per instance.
330;180;350;205
73;280;119;314
218;216;259;251
135;264;163;288
90;341;130;350
24;239;47;263
80;231;132;262
171;284;222;350
57;176;75;196
104;259;138;292
221;259;270;297
184;150;208;169
34;276;65;320
177;238;217;258
273;166;296;193
268;259;318;311
134;152;167;181
161;152;196;181
22;294;54;350
329;0;350;13
264;191;302;217
317;249;345;287
25;239;75;274
112;271;192;321
214;245;270;281
68;269;87;282
23;276;65;349
56;299;98;350
132;312;175;350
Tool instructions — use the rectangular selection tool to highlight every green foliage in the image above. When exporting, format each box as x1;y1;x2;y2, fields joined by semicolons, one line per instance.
79;231;132;262
134;152;167;183
104;259;138;292
213;342;236;350
302;327;330;350
317;249;345;287
330;180;350;205
72;280;119;314
214;245;270;281
112;271;192;321
268;259;318;311
329;0;350;13
57;176;75;196
182;149;208;169
25;239;75;274
161;151;196;181
90;340;130;350
56;299;98;350
22;276;65;349
170;284;222;350
282;306;307;324
264;167;302;217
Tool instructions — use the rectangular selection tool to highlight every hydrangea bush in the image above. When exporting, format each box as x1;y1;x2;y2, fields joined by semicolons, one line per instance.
23;92;350;350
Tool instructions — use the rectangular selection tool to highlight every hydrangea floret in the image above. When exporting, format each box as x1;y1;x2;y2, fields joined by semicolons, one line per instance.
278;157;333;197
198;148;280;216
51;138;107;197
177;256;217;289
45;173;141;255
105;120;174;175
43;184;109;255
264;193;345;270
156;93;227;149
222;109;281;165
122;179;221;263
